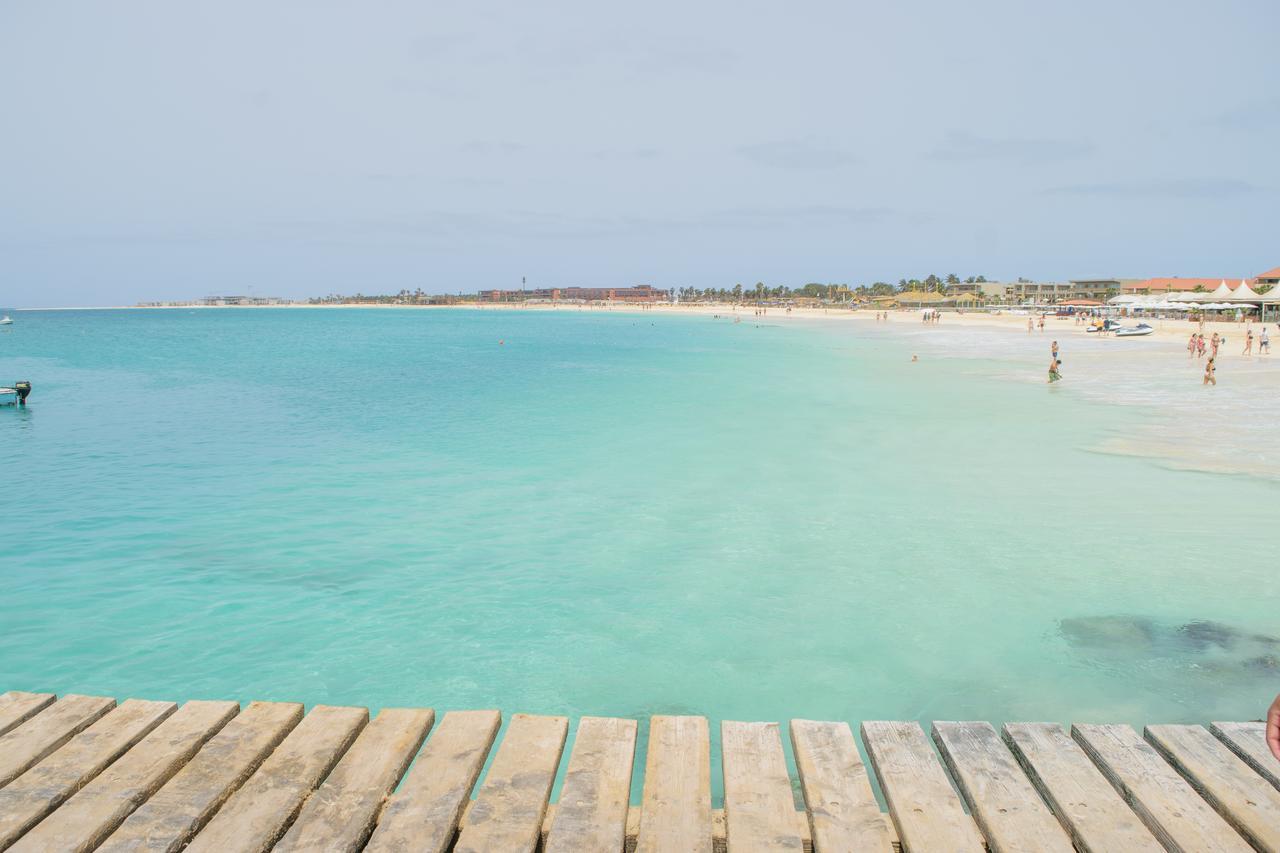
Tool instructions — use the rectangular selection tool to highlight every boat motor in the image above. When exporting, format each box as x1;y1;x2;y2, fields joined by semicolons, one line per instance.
14;381;30;405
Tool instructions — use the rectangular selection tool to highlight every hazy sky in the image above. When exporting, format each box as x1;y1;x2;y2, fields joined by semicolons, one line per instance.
2;0;1277;307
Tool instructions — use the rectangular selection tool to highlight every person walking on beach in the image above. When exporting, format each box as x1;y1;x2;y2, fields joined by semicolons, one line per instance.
1038;315;1045;332
1243;328;1254;356
1204;357;1216;385
1211;332;1220;359
1197;334;1206;359
1028;317;1034;334
1261;327;1270;354
1188;333;1197;358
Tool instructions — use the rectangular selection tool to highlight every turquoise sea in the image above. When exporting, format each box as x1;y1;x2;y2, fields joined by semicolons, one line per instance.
3;308;1278;738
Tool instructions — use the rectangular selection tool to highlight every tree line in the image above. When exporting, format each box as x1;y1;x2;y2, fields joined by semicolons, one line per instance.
672;275;991;302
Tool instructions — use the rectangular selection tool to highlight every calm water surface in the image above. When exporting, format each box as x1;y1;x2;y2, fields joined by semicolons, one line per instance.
3;309;1277;739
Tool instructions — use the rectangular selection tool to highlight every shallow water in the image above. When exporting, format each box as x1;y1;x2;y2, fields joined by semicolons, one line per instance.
3;309;1278;737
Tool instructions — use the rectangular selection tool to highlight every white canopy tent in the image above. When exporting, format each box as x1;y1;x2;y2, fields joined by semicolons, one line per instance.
1229;280;1261;301
1212;281;1234;298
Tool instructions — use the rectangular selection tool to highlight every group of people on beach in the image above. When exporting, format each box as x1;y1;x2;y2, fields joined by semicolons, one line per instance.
921;309;941;325
1186;324;1272;386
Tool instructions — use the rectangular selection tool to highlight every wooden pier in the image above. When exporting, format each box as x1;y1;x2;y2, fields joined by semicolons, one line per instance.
2;690;1279;851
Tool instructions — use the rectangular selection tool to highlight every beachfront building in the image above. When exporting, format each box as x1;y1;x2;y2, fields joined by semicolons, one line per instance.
1122;277;1240;295
947;281;1005;299
1003;280;1115;303
1068;278;1141;299
198;295;289;306
1255;267;1280;288
482;285;669;302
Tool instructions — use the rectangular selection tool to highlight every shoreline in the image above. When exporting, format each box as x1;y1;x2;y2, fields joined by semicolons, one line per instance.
18;299;1274;355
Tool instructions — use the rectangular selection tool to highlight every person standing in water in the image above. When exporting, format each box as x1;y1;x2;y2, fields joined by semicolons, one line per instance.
1051;340;1059;362
1188;332;1198;358
1027;317;1033;334
1211;332;1220;359
1048;358;1062;383
1204;357;1216;386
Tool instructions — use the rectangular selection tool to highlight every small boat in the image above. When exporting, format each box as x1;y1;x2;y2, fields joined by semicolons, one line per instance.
0;381;31;406
1115;323;1154;337
0;316;12;325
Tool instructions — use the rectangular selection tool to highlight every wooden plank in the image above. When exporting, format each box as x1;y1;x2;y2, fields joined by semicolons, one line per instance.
721;721;804;852
1212;721;1280;792
932;721;1073;853
1146;724;1280;852
366;709;502;853
1072;723;1253;853
97;701;304;852
0;699;176;849
1003;722;1163;853
860;721;984;852
545;716;637;853
8;700;238;853
636;715;713;853
184;704;368;853
788;719;892;853
272;706;434;853
454;713;569;853
0;694;116;788
0;692;56;737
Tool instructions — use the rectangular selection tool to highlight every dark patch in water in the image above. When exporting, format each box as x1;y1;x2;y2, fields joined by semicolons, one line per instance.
1059;615;1158;650
1060;615;1280;678
1244;655;1280;673
1175;620;1240;652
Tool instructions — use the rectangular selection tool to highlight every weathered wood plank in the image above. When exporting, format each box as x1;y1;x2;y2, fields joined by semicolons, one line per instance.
0;699;176;849
272;707;434;853
860;721;984;852
545;716;637;853
636;715;713;853
788;719;892;853
1211;721;1280;792
97;700;304;852
1072;723;1253;853
365;709;502;853
932;721;1073;853
1146;724;1280;852
8;700;238;853
184;704;367;853
454;713;569;853
0;694;116;788
720;721;804;852
1003;722;1163;852
0;692;57;738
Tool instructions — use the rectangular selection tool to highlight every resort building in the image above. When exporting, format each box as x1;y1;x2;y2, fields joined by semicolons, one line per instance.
1004;280;1116;302
1256;267;1280;288
482;285;669;302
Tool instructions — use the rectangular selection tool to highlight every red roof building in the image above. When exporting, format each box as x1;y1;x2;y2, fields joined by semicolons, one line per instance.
1255;267;1280;286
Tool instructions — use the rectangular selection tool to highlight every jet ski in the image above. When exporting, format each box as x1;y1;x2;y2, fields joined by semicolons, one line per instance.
1114;323;1154;337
